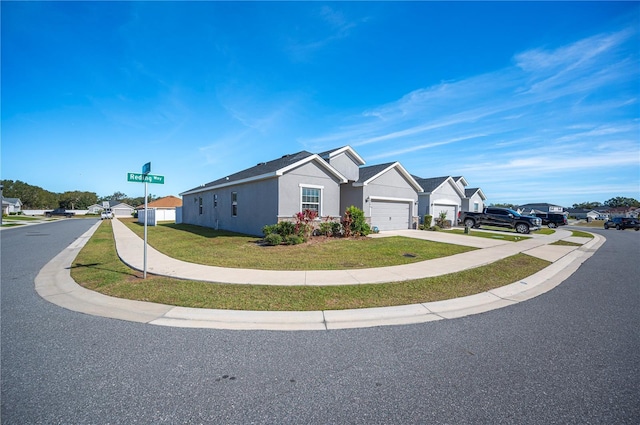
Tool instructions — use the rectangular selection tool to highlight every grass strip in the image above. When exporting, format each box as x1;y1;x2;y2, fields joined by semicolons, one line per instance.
71;221;551;311
570;230;594;238
120;219;476;270
445;229;530;242
550;240;582;247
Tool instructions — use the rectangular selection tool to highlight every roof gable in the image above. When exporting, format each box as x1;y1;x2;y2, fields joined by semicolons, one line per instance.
465;187;486;200
413;175;465;197
318;145;366;166
136;195;183;209
356;162;423;191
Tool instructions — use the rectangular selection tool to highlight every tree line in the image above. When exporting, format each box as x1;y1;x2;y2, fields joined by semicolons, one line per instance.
488;197;639;210
1;180;158;210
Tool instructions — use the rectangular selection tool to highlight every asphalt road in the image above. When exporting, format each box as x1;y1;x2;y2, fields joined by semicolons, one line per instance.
2;220;639;424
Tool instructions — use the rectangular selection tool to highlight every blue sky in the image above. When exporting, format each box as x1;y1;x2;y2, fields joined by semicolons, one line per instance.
2;1;639;207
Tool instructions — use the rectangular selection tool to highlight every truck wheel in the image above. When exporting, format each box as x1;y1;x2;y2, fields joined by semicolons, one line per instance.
516;223;530;234
464;218;475;229
616;224;621;230
548;223;556;228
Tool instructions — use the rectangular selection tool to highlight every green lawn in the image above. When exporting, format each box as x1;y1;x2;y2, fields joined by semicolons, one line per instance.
71;220;551;311
2;215;41;221
120;219;477;270
569;230;594;238
445;229;531;242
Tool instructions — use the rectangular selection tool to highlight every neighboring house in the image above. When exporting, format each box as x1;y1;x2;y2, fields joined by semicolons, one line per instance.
412;176;465;226
136;195;182;222
453;176;486;214
87;204;104;214
180;146;423;235
567;208;609;220
107;201;135;218
517;203;565;215
605;206;639;218
2;197;23;215
340;162;423;232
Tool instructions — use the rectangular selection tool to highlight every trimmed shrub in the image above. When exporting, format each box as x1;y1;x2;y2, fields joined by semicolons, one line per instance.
284;234;305;245
264;233;283;246
424;214;432;228
262;224;278;237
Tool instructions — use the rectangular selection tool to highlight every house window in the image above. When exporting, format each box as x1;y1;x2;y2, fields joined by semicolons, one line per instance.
474;202;479;212
231;192;237;216
199;197;203;215
301;187;321;213
214;194;218;208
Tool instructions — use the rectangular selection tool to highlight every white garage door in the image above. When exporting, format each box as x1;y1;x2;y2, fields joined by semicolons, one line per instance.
371;200;410;231
432;204;456;225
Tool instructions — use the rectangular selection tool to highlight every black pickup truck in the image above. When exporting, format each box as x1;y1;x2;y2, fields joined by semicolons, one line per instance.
459;207;542;234
45;208;75;218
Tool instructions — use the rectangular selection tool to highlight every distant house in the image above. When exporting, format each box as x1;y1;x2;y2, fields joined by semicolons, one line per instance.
411;175;486;225
605;206;639;218
517;203;565;215
106;201;135;218
567;208;609;220
2;197;23;215
412;176;465;226
87;204;105;214
136;195;182;222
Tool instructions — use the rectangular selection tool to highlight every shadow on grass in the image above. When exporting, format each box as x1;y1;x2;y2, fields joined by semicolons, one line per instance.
124;218;256;240
68;262;139;277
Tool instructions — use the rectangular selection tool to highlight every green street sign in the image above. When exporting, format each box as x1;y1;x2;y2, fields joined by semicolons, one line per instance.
127;172;164;184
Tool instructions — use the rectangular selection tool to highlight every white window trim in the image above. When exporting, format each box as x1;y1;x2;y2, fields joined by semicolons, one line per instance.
299;184;323;216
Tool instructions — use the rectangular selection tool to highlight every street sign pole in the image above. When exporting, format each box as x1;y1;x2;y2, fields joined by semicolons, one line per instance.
126;165;164;280
144;180;148;279
143;163;150;279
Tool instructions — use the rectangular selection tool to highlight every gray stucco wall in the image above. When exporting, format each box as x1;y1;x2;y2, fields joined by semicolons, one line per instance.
182;178;279;236
461;193;484;212
363;169;418;202
328;152;360;182
340;184;364;215
418;181;462;217
278;161;342;219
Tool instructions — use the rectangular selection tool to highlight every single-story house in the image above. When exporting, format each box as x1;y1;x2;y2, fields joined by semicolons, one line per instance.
2;197;23;215
136;195;182;222
453;176;486;214
87;204;105;214
180;146;423;235
517;203;565;215
566;208;609;220
410;175;485;226
106;201;135;218
605;206;639;218
412;176;465;226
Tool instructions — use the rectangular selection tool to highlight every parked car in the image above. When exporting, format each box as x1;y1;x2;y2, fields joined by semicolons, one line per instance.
532;212;568;228
459;207;542;234
603;217;640;231
45;208;75;218
101;209;114;220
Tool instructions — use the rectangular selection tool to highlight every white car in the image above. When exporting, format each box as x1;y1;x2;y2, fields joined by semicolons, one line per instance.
101;210;114;220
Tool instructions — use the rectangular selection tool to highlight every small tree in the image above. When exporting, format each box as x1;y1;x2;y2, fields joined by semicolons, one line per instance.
294;209;318;240
342;206;370;237
435;211;448;228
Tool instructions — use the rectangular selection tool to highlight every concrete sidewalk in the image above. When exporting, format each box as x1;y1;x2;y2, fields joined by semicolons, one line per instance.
35;219;604;330
111;218;582;285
